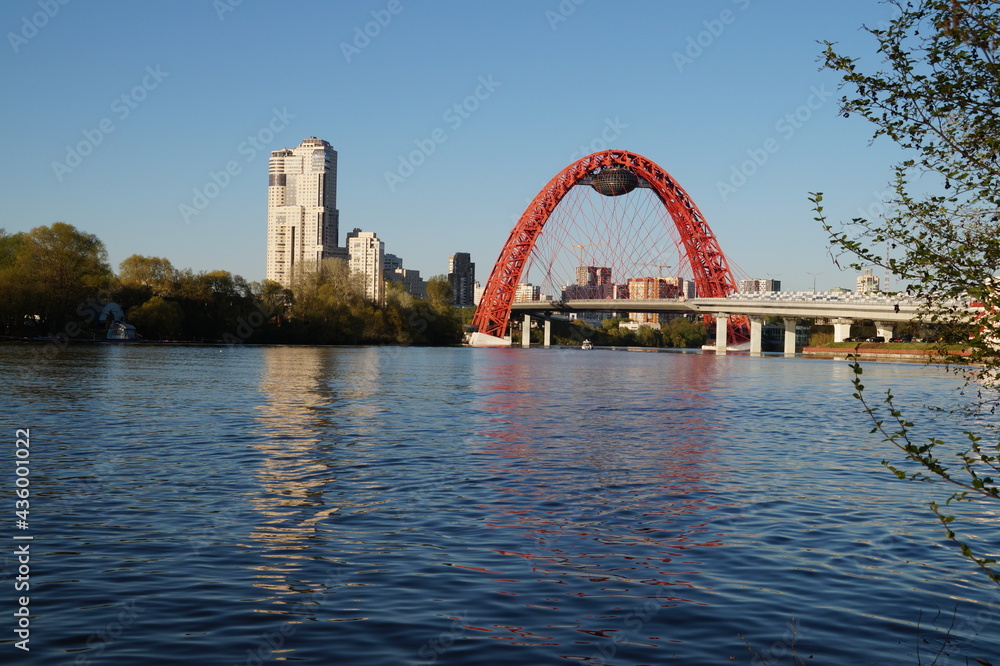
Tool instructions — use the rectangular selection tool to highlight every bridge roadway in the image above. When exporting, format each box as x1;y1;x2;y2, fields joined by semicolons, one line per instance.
503;292;956;355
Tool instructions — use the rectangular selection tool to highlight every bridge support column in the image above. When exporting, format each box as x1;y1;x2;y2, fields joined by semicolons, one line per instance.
749;316;764;356
832;318;853;343
715;313;729;355
784;317;798;356
875;321;894;341
544;319;551;348
522;315;531;347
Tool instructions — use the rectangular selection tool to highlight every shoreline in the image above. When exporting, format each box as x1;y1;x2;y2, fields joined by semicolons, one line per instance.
802;345;971;360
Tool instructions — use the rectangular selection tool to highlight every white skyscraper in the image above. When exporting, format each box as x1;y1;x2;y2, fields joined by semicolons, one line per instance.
857;268;880;294
347;229;385;303
266;137;341;285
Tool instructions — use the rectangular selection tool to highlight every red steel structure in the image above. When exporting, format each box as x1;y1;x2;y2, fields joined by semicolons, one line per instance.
472;150;747;343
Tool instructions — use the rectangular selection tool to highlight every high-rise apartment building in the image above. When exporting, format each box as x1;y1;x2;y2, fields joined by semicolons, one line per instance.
266;137;341;286
448;253;476;307
856;268;879;294
347;229;385;303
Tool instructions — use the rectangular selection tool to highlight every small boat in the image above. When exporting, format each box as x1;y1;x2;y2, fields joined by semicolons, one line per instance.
581;339;593;350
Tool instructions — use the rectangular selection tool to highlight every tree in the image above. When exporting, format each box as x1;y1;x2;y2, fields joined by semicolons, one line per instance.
118;255;177;296
816;0;1000;584
0;230;27;334
15;222;112;330
128;296;184;340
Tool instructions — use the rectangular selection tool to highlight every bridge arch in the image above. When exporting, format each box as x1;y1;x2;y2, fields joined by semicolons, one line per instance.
472;150;745;342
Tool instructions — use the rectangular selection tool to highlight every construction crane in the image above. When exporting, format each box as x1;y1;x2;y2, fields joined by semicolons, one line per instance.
638;263;674;278
570;242;608;265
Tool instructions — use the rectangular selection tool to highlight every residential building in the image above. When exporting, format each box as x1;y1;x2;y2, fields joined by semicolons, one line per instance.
448;253;476;307
564;266;614;299
514;283;540;302
856;268;879;294
347;229;384;303
628;276;679;324
386;268;427;299
384;253;403;272
266;137;341;285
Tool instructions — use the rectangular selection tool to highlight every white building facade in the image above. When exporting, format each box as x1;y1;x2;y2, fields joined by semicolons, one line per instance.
266;137;341;286
348;230;385;303
856;268;880;294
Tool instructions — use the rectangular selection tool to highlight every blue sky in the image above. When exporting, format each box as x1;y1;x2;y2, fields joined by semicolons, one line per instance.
1;0;907;292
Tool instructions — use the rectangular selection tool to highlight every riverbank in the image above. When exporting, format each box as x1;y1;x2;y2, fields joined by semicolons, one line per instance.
803;343;971;360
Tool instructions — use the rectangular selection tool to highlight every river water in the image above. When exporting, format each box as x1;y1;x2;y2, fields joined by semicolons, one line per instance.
1;344;998;665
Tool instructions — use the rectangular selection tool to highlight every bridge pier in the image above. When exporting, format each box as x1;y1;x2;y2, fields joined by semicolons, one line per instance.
749;316;763;356
832;318;853;343
522;315;531;348
875;321;894;341
715;313;728;355
784;317;798;356
544;319;551;348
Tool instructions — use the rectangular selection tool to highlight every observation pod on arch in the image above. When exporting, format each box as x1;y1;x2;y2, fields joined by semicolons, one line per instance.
469;149;747;346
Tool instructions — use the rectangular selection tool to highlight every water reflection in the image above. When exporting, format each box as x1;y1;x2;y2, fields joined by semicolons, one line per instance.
248;347;343;605
466;350;726;652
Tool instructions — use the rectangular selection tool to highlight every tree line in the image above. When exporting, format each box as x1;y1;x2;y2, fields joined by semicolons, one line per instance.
0;222;463;345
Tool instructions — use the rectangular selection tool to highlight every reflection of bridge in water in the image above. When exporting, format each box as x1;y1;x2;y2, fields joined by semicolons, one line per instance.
505;291;970;356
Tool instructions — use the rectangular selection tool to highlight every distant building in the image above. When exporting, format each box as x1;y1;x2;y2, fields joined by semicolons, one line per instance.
563;265;615;299
448;253;476;307
384;253;403;272
575;265;612;287
473;281;484;306
514;283;540;302
856;268;879;294
347;229;384;303
739;278;781;293
386;268;426;299
628;277;679;324
266;137;341;286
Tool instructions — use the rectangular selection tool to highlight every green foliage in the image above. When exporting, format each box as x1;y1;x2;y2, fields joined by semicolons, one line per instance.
118;255;177;296
2;222;113;332
850;357;999;585
550;316;707;348
819;1;1000;586
128;296;184;340
0;229;462;346
816;0;1000;374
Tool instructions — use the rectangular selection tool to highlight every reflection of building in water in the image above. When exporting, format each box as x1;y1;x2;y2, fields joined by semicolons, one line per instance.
250;347;339;601
249;347;385;604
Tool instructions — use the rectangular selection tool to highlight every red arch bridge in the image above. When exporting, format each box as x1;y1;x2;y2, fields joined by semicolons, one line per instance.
468;149;946;353
470;149;750;348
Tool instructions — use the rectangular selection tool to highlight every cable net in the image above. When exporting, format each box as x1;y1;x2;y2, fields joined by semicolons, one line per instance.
520;183;694;302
